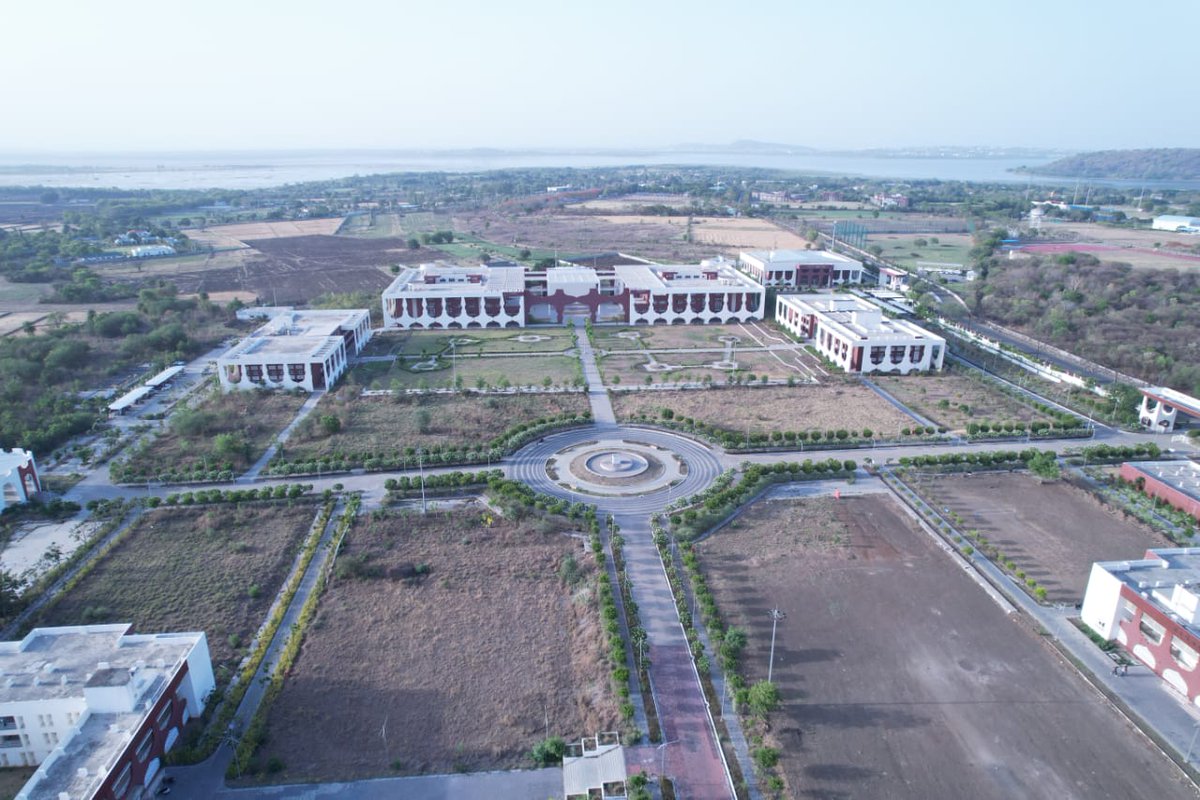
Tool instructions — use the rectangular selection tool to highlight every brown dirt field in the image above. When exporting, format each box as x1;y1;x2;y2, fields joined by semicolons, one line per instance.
872;365;1055;433
185;218;345;247
920;472;1171;603
38;503;321;680
698;494;1196;800
256;506;618;780
611;384;912;435
688;217;808;249
282;391;590;460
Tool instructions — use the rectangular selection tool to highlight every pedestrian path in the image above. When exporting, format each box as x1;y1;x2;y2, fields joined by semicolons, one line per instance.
241;390;326;480
573;319;616;426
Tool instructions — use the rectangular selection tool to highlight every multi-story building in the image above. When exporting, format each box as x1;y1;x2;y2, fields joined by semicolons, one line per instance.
738;249;864;288
216;308;372;392
1;624;214;800
1082;548;1200;706
0;449;39;512
380;260;765;328
1119;460;1200;522
775;293;944;374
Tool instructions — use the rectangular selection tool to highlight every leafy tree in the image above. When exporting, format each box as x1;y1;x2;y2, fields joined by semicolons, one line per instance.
746;680;780;718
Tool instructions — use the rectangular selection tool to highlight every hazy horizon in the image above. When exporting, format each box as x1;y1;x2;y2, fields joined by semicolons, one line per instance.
5;0;1197;154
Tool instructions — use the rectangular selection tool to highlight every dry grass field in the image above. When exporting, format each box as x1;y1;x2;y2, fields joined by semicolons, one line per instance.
688;217;808;249
697;494;1196;799
919;472;1170;602
611;384;912;435
872;365;1056;433
254;506;618;780
350;354;583;391
281;391;589;460
120;389;308;480
37;503;322;679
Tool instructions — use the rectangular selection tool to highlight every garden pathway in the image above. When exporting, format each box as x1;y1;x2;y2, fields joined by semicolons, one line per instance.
241;390;326;481
573;319;616;426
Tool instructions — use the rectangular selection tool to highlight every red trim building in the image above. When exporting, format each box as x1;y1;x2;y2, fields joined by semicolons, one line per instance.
0;449;39;512
1119;460;1200;522
1082;548;1200;705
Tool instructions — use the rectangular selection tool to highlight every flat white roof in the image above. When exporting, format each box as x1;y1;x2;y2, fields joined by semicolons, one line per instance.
2;626;202;800
0;449;33;473
1142;387;1200;419
742;249;861;267
144;365;184;388
780;293;942;343
383;263;526;296
615;263;762;292
107;385;154;412
252;309;368;339
1126;460;1200;507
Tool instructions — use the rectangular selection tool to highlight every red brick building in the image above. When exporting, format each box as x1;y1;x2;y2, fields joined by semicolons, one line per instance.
1119;460;1200;522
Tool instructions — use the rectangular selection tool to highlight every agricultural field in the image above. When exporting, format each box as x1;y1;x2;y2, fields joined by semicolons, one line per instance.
36;503;322;680
350;354;583;391
117;388;308;481
184;218;346;247
1026;221;1200;270
871;364;1057;433
363;328;576;357
280;391;589;459
697;494;1196;800
254;505;618;780
610;384;913;436
686;217;808;250
916;472;1169;603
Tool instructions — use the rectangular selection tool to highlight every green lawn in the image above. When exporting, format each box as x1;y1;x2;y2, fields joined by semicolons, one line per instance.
368;328;576;357
350;354;583;390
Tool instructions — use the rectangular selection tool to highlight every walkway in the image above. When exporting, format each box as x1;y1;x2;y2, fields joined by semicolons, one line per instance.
859;376;940;429
177;767;559;799
172;497;351;798
241;390;327;480
573;319;616;426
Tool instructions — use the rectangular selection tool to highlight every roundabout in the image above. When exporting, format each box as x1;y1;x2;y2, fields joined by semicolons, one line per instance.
510;425;724;514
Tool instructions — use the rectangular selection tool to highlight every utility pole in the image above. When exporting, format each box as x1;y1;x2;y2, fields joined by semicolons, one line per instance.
418;448;427;514
767;608;786;683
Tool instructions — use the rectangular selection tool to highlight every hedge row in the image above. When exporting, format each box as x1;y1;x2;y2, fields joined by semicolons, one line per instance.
168;498;338;766
1076;442;1162;463
384;469;503;497
157;483;313;507
228;495;359;777
669;460;856;540
267;412;591;476
609;524;658;740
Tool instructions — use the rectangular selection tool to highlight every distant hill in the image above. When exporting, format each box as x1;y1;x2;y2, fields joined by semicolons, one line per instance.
1022;148;1200;180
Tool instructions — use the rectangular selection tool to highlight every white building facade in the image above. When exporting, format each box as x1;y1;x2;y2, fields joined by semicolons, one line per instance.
739;249;865;288
1;625;214;800
217;309;372;392
776;293;944;374
0;449;39;512
1151;215;1200;233
381;261;764;328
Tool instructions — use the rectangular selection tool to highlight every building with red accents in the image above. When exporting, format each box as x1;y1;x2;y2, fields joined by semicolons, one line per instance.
738;249;865;288
1;624;214;800
216;308;372;392
1082;549;1200;706
1119;460;1200;522
0;449;40;512
775;294;944;374
381;260;764;328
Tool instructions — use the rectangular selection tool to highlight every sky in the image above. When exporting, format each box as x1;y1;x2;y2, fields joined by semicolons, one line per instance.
3;0;1197;154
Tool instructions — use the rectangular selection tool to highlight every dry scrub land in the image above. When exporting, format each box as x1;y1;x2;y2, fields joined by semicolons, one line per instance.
611;384;912;435
119;389;307;480
872;365;1056;433
282;392;589;459
921;472;1169;602
698;495;1195;799
37;503;321;679
255;506;618;780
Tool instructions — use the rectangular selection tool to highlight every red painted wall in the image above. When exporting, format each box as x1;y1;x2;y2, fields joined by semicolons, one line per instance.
1120;463;1200;522
1116;584;1200;704
94;664;191;800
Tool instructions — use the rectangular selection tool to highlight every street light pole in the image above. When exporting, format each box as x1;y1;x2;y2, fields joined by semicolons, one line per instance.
657;739;679;777
767;608;786;683
418;448;426;514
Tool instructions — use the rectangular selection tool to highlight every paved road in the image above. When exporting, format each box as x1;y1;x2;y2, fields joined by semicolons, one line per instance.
574;319;616;426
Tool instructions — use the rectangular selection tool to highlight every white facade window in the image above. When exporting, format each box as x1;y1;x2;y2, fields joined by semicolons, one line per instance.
1171;637;1199;670
1139;615;1166;645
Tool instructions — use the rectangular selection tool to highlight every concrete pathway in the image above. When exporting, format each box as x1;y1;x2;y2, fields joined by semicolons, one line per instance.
860;375;940;429
242;390;326;480
171;498;350;798
178;767;560;800
573;319;616;426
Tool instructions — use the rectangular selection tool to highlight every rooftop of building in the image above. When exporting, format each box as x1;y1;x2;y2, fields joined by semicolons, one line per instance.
1096;548;1200;632
561;252;655;269
740;248;861;267
1141;387;1200;420
779;293;942;342
217;308;367;365
1126;459;1200;506
2;626;202;800
0;625;197;704
382;262;527;295
0;449;34;472
250;309;368;339
616;261;761;292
